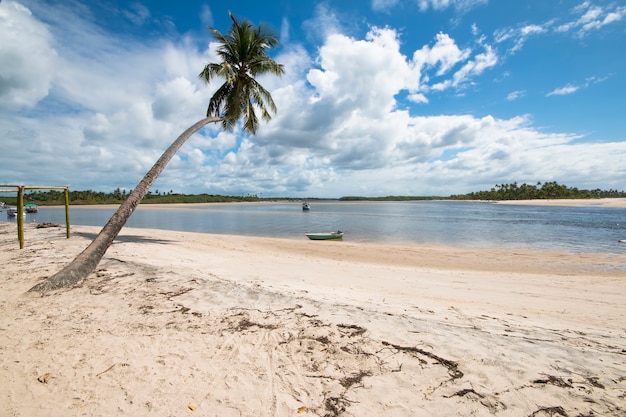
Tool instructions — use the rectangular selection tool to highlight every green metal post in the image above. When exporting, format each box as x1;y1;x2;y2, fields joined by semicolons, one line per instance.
64;187;71;238
17;186;24;249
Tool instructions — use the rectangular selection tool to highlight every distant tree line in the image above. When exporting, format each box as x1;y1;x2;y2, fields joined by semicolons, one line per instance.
2;182;624;205
1;188;263;206
339;196;442;201
450;181;626;201
338;182;626;201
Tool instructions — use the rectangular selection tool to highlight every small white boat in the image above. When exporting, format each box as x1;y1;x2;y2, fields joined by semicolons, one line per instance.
619;239;626;243
302;202;310;211
305;231;343;240
6;207;20;217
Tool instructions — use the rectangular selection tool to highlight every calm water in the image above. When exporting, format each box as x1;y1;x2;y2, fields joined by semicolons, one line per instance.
3;201;626;253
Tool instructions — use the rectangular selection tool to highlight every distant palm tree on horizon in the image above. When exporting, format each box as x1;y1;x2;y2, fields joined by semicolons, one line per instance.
30;13;284;293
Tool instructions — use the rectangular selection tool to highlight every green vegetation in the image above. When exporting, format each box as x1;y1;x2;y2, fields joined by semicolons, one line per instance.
340;182;625;201
450;181;626;201
0;189;264;206
2;182;624;206
339;195;445;201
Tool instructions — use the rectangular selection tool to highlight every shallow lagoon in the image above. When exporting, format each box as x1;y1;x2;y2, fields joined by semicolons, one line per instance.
4;201;626;253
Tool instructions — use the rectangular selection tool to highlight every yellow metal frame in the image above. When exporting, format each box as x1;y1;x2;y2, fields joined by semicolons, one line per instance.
0;185;70;249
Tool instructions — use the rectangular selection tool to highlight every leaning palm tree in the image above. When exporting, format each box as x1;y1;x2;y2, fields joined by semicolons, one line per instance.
30;14;284;293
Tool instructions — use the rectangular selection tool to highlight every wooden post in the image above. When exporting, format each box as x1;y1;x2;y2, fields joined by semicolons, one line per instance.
64;187;71;238
17;186;24;249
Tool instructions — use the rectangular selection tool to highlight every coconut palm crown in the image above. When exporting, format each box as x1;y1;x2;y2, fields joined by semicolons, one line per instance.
200;13;284;134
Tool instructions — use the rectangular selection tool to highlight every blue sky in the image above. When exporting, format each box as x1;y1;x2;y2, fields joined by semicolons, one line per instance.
1;0;625;197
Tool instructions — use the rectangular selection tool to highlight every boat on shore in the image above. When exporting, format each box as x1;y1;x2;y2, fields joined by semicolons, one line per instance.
305;231;343;240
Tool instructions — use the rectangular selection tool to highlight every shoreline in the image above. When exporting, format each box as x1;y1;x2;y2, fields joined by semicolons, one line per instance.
3;222;626;269
492;197;626;207
2;224;625;416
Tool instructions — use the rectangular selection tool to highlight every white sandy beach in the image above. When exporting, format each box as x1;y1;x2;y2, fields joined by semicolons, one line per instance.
1;222;625;416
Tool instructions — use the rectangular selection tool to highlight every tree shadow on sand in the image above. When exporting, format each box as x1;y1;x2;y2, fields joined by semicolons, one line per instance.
72;231;175;245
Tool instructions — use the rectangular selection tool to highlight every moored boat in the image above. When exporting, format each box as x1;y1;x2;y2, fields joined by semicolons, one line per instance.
25;203;38;213
302;202;310;211
6;207;20;217
305;231;343;240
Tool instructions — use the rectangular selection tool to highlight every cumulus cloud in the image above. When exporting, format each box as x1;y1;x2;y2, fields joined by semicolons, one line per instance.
0;0;624;197
0;0;218;190
0;2;57;110
152;77;207;122
306;27;420;117
414;33;471;76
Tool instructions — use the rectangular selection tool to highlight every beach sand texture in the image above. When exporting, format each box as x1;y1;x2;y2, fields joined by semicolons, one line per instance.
1;222;625;416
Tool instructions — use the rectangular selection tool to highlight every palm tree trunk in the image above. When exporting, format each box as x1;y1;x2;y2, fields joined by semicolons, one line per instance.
29;116;221;294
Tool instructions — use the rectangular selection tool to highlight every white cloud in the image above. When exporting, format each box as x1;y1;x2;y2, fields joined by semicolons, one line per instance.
123;2;151;26
452;44;497;83
371;0;400;12
152;77;207;122
0;1;624;198
520;24;545;36
506;90;525;101
199;4;213;27
306;27;419;117
413;32;471;76
547;85;579;96
417;0;487;12
490;1;625;69
280;16;290;44
0;2;57;110
302;3;342;43
0;0;218;190
546;76;608;97
430;44;498;91
370;0;487;14
494;22;549;54
556;2;626;36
